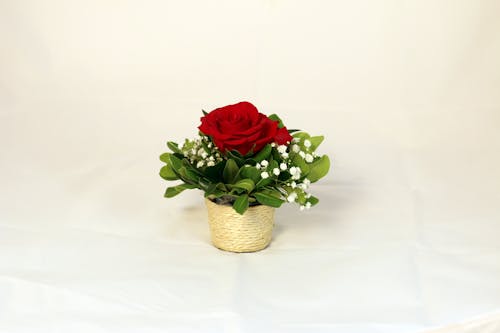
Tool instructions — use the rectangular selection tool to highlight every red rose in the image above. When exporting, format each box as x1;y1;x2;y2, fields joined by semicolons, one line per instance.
198;101;292;155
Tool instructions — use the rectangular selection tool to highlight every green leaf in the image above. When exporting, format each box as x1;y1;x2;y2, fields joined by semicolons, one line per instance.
254;144;272;162
309;136;324;150
164;183;198;198
254;192;284;208
226;150;245;166
167;154;183;170
167;141;182;154
233;194;249;215
255;177;273;189
268;114;284;128
202;109;208;116
307;195;319;206
232;179;255;193
159;164;178;180
204;161;226;181
216;182;227;191
159;152;170;163
182;159;204;176
238;165;260;183
292;153;310;176
292;132;311;142
178;167;199;183
223;159;239;183
307;155;330;182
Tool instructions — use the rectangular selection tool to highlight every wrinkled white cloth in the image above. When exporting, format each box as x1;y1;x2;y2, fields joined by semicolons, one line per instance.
1;1;500;332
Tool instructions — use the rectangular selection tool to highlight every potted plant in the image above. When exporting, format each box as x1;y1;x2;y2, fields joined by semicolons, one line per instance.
160;102;330;252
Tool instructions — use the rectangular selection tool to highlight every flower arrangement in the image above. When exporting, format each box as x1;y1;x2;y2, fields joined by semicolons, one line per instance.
159;101;330;215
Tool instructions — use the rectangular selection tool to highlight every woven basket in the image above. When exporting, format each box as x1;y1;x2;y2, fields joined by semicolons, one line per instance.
205;198;275;252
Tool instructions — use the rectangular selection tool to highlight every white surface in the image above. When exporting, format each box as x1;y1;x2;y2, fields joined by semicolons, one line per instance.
1;1;500;332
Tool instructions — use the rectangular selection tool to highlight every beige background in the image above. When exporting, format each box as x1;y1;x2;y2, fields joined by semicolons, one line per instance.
1;1;500;332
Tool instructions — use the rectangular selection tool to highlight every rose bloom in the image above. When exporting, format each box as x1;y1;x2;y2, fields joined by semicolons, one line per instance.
198;101;292;155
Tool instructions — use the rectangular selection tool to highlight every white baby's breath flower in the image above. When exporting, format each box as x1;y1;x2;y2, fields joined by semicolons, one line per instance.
281;152;289;159
291;181;297;189
280;163;287;171
261;171;269;179
256;162;261;169
271;142;276;147
305;202;312;209
289;167;301;179
304;139;311;148
277;145;287;154
292;137;300;143
287;192;297;202
261;160;269;167
299;151;306;158
198;148;205;156
303;178;311;186
300;205;305;211
305;154;313;163
273;168;280;176
207;161;215;167
208;156;215;161
201;152;208;159
196;161;204;168
292;144;300;153
305;193;312;199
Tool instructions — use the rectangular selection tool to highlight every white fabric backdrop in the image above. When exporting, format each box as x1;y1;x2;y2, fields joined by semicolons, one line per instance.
1;1;500;332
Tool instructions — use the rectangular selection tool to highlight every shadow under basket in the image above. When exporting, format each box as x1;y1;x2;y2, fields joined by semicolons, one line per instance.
204;198;275;253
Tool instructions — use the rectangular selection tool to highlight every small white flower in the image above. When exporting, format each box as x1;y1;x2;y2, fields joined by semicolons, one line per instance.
201;152;208;159
300;205;305;211
191;148;197;155
207;142;212;148
208;156;215;161
305;193;312;199
261;160;269;167
280;163;287;171
273;168;280;176
305;154;313;163
304;139;311;148
281;152;289;159
305;202;312;209
293;137;300;143
196;161;204;168
271;142;276;147
198;148;205;156
256;162;261;169
312;152;318;157
303;178;311;187
277;145;287;154
261;171;269;179
291;167;302;180
207;161;215;167
292;144;300;153
289;166;297;175
299;151;306;158
287;192;297;202
291;181;297;188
